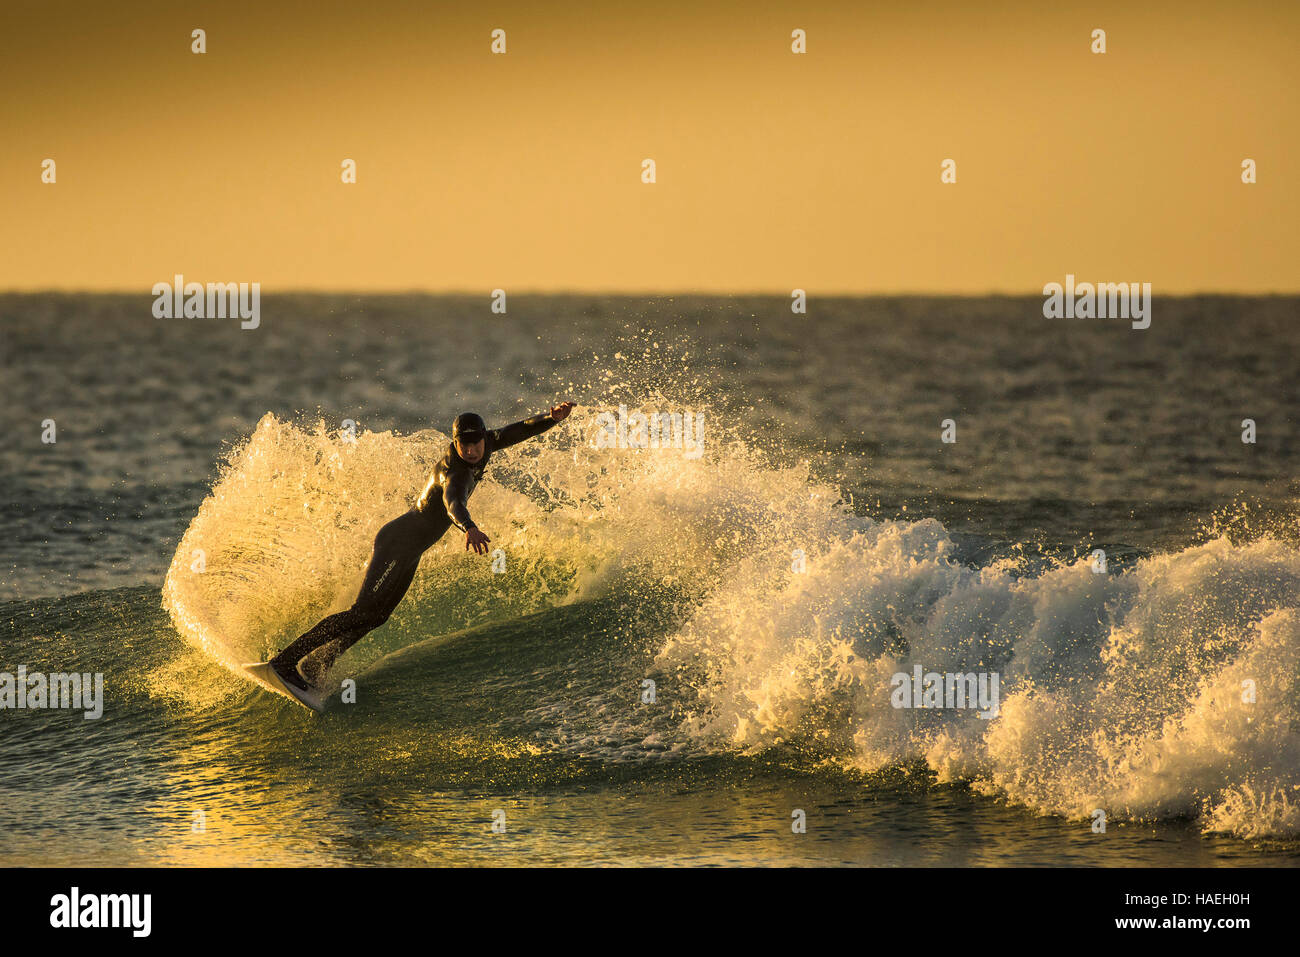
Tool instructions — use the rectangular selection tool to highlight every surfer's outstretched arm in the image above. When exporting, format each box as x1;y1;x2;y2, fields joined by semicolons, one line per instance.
491;402;576;450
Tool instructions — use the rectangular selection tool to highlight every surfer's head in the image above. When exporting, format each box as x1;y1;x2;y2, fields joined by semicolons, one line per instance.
452;412;487;463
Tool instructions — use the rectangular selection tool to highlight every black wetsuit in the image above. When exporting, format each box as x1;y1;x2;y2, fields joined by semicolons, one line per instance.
270;413;559;680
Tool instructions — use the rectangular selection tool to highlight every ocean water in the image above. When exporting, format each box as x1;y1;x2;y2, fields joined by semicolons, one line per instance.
2;292;1299;866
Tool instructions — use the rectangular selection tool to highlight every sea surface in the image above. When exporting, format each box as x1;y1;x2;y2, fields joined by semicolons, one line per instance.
2;293;1299;866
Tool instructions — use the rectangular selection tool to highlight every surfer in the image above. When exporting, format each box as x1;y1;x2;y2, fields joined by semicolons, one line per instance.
265;401;576;697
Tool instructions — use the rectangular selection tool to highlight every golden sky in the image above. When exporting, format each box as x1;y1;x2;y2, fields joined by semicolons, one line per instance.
1;0;1296;293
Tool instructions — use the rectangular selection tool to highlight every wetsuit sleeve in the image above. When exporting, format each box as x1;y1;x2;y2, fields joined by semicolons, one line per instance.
490;412;559;451
442;469;477;532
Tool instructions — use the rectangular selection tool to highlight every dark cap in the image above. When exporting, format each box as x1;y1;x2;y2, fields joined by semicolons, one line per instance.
452;412;487;442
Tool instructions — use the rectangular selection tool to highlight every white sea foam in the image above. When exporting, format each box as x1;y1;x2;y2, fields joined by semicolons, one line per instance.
657;512;1300;840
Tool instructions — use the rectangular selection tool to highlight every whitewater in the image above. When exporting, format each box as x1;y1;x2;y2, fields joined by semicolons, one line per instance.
159;406;1300;844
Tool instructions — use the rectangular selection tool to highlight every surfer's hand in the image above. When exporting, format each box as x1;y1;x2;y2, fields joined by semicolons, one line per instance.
550;401;576;422
466;527;491;555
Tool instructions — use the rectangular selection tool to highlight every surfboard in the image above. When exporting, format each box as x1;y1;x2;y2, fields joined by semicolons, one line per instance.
241;662;326;712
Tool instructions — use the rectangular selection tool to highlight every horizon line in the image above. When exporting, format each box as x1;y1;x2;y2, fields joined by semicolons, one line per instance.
3;286;1299;298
